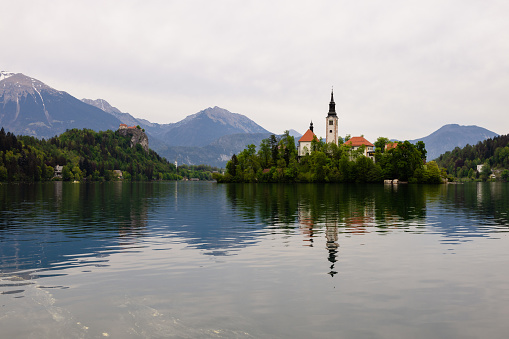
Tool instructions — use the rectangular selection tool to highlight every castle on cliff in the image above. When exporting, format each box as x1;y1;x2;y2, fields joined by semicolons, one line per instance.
117;124;149;152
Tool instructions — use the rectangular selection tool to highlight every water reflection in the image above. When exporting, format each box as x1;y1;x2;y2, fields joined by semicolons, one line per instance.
2;182;509;338
226;182;509;236
226;183;509;275
0;182;153;280
1;182;508;282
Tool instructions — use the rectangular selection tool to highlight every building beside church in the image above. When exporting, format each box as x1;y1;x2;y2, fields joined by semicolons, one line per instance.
345;136;375;160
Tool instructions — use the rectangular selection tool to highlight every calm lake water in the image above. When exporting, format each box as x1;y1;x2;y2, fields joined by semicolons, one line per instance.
1;182;509;338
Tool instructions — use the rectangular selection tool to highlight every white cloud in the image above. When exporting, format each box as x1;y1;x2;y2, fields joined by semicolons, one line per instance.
2;0;509;142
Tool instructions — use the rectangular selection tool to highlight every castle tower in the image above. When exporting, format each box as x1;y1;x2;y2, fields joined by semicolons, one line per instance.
326;89;338;144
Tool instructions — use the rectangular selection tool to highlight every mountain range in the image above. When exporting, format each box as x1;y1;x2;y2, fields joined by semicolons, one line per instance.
81;101;272;166
0;71;501;166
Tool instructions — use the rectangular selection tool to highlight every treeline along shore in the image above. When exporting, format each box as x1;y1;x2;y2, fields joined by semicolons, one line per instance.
0;127;218;182
3;126;507;184
213;131;447;184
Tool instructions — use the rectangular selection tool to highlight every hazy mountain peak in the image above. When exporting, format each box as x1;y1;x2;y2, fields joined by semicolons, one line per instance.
82;98;122;114
409;124;498;160
161;106;270;147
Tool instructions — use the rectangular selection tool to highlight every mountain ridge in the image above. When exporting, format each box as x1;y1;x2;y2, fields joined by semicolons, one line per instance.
407;124;498;160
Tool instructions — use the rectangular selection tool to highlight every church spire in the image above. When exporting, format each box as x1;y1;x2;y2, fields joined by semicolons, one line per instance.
309;121;314;132
326;87;339;145
328;87;336;116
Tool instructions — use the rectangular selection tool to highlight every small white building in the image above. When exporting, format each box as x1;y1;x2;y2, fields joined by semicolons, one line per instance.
298;122;317;157
54;165;63;178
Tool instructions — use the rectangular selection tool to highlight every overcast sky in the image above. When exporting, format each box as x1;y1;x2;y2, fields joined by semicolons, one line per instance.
2;0;508;142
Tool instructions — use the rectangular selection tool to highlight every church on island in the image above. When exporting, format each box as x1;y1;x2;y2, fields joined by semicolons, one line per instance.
298;90;375;160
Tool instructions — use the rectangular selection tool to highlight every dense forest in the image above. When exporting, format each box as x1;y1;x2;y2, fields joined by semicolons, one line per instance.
214;132;445;184
0;127;218;182
436;134;509;181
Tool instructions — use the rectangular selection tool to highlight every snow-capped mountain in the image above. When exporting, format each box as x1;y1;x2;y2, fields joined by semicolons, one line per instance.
0;72;121;138
0;71;15;81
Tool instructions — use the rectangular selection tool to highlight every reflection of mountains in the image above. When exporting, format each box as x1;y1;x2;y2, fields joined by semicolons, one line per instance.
0;182;151;275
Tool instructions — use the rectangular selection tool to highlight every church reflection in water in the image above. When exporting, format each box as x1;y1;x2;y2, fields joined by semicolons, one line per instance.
298;205;339;277
298;201;379;277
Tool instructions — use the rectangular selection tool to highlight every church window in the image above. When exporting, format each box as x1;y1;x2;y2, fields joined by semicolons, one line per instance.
329;120;333;125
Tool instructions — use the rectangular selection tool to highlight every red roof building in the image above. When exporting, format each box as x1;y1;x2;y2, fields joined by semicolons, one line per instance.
345;136;374;148
298;122;318;156
119;123;137;129
299;129;317;143
345;136;375;160
385;142;398;151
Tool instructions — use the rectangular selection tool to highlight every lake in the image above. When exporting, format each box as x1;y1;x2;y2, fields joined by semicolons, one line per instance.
1;181;509;338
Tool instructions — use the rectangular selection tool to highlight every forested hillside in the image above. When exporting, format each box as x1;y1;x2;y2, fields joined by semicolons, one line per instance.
436;134;509;180
0;128;217;182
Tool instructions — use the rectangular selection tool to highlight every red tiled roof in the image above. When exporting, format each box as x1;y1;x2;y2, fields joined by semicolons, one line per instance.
299;129;317;142
345;136;374;147
385;142;398;150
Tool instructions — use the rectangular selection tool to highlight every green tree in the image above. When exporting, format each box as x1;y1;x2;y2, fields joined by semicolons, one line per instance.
501;169;509;182
0;165;7;181
62;165;73;181
374;137;390;153
480;162;491;181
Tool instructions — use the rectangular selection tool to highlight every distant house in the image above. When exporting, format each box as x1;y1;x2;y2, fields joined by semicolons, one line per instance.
345;136;375;160
385;142;398;151
477;164;484;173
298;122;318;157
54;165;63;178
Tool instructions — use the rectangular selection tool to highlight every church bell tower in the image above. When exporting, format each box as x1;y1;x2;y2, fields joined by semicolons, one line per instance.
326;89;338;144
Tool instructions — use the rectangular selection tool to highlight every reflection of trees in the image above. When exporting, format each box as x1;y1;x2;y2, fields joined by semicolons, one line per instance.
0;182;153;275
433;183;509;238
448;183;509;223
226;183;428;230
226;184;301;227
226;183;431;277
52;182;151;237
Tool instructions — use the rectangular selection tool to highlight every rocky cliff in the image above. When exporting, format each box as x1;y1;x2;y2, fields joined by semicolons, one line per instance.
118;128;149;152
